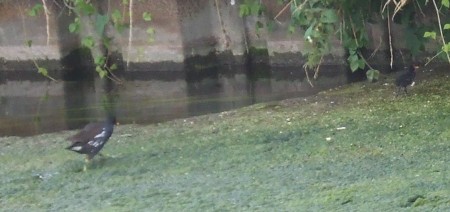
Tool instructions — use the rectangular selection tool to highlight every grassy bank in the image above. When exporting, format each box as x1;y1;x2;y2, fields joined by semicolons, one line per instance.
1;68;450;211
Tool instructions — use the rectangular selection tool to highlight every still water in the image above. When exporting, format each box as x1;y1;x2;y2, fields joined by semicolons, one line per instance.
0;65;350;136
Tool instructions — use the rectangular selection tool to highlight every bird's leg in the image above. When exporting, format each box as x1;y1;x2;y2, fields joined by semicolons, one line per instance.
83;155;91;172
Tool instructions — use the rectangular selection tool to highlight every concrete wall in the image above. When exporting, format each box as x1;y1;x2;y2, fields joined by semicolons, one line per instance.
0;0;426;75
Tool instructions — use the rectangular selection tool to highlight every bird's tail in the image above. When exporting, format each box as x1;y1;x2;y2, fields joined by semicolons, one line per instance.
66;143;83;151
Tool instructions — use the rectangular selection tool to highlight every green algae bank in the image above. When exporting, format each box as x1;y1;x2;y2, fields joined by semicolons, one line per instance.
1;67;450;211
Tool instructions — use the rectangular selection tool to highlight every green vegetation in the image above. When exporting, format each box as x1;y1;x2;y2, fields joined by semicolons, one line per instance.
240;0;450;81
1;68;450;210
27;0;154;81
64;0;152;81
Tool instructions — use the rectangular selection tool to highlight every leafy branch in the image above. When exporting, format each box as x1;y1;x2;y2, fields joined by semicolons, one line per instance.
26;3;56;81
238;0;450;82
423;0;450;64
27;0;155;81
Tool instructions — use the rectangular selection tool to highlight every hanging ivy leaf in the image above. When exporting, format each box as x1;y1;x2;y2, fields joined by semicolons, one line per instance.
348;51;363;72
146;27;155;43
28;4;43;16
349;60;359;72
304;24;316;39
96;66;107;78
358;59;365;69
81;36;95;49
288;25;296;34
25;40;33;48
366;69;379;82
94;56;106;66
38;67;48;76
239;0;263;17
239;4;250;17
143;12;152;21
111;10;126;32
112;9;122;24
320;9;338;24
102;37;112;49
146;27;155;35
423;31;436;39
69;18;80;33
250;2;263;15
442;42;450;53
75;1;95;15
110;63;118;71
95;14;109;35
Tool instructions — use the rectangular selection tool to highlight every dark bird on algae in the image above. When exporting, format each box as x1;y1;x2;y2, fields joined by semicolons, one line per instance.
66;116;117;171
395;63;419;96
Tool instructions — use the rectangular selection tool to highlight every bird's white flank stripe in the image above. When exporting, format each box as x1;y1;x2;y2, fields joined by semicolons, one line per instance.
94;128;106;138
71;146;83;151
88;139;104;147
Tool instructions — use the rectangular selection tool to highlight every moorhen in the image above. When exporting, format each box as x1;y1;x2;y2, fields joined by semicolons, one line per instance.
395;63;419;96
66;116;117;171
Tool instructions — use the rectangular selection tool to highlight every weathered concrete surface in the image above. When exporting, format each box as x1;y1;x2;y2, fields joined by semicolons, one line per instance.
0;0;427;75
0;1;61;60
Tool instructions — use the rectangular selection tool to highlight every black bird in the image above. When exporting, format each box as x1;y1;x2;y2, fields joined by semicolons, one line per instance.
395;63;419;96
66;116;117;171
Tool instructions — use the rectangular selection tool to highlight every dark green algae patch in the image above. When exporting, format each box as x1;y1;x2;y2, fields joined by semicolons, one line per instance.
1;68;450;211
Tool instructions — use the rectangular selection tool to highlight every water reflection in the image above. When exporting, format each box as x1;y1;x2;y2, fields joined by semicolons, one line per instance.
0;65;348;136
